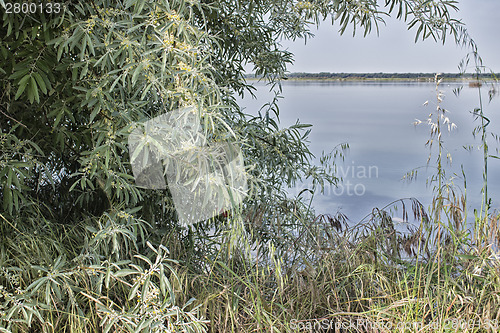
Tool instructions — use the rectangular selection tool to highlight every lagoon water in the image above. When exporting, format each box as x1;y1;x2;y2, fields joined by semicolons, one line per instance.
239;80;500;225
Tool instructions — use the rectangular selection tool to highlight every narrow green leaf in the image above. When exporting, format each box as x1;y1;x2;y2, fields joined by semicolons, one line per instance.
15;74;31;100
33;72;47;94
31;76;40;103
3;187;12;214
131;62;144;86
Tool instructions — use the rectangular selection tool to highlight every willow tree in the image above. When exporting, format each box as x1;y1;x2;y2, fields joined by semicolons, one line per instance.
0;0;468;331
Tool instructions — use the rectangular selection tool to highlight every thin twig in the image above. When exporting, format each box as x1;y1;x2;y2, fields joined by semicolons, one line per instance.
0;106;28;129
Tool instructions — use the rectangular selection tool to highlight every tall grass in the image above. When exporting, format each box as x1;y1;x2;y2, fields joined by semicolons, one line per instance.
2;75;500;332
178;73;500;332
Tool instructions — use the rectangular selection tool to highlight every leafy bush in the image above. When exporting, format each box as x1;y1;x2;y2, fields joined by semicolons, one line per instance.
0;0;477;332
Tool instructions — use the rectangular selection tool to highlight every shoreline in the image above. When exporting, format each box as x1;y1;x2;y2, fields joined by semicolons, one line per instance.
245;77;497;83
244;73;499;83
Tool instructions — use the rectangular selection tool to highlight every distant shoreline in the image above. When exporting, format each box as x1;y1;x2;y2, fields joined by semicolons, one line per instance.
244;72;499;82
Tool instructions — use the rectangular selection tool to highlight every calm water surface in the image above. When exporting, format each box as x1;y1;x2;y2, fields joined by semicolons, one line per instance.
239;81;500;224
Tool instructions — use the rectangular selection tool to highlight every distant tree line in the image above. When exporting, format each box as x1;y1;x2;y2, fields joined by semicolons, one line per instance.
246;72;499;80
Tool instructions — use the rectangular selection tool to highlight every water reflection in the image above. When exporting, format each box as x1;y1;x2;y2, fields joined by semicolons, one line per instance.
239;81;500;224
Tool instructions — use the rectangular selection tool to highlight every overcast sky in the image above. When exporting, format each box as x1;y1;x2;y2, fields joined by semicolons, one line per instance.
280;0;500;73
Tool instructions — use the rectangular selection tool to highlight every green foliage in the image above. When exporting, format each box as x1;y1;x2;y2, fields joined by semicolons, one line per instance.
0;0;477;331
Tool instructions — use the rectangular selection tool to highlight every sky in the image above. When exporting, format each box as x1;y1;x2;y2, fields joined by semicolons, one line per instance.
280;0;500;73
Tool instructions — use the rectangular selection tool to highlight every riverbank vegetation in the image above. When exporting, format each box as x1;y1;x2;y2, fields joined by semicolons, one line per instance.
1;0;499;332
